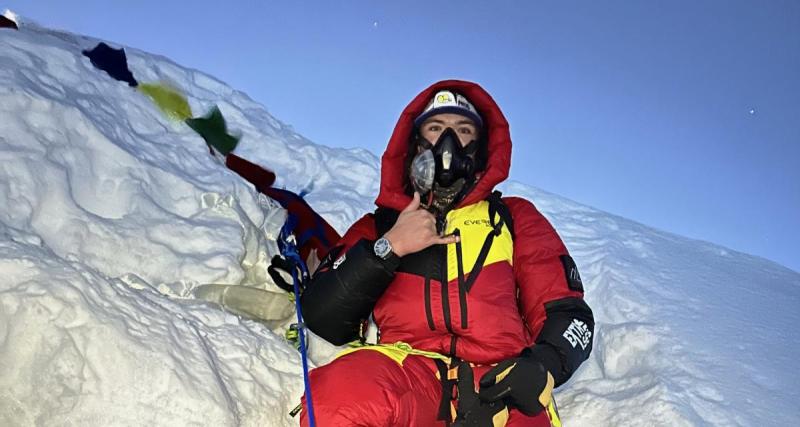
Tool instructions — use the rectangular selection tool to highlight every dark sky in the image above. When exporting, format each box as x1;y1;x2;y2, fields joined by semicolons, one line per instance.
5;1;799;272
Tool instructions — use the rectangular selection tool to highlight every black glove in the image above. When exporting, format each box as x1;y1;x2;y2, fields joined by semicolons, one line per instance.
454;360;508;427
478;347;555;416
267;255;296;293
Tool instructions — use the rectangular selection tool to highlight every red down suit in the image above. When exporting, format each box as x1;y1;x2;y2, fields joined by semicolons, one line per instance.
300;80;594;426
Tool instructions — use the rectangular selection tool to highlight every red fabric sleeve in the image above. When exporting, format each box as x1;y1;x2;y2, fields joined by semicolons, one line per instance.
505;197;584;342
313;213;377;274
338;214;378;249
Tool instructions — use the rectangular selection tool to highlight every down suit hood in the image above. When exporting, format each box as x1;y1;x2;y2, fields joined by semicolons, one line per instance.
376;80;511;211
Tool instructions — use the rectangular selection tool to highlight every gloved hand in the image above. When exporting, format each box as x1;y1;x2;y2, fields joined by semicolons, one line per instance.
454;360;508;427
478;348;556;416
267;255;297;293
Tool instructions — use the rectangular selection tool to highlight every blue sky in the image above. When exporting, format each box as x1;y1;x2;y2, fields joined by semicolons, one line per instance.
6;1;799;272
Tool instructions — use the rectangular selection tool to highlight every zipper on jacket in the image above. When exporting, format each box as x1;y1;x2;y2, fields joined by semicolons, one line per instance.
454;228;468;329
424;272;435;331
439;243;454;334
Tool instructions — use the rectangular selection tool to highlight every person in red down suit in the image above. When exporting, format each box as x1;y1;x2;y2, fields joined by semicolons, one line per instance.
298;80;594;426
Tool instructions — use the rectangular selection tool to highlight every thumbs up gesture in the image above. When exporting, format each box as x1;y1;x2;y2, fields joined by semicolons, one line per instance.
383;192;459;257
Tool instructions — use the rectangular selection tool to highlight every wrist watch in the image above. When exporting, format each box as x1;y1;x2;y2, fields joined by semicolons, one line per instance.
374;237;398;261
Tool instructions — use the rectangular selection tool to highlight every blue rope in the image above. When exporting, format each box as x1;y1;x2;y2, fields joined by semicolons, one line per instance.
290;264;316;427
278;216;317;427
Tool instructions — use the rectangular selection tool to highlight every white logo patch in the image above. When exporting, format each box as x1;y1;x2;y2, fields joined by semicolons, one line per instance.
333;254;346;270
563;319;592;350
426;90;479;115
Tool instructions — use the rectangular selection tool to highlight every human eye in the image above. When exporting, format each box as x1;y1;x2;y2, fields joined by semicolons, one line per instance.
458;126;474;135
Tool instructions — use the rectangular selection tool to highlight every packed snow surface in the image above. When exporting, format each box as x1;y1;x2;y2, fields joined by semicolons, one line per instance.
1;14;798;426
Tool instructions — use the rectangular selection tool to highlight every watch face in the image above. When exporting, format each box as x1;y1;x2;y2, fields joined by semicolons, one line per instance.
375;238;391;258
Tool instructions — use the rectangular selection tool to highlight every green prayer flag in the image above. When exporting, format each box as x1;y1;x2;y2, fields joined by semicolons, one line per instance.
186;106;240;155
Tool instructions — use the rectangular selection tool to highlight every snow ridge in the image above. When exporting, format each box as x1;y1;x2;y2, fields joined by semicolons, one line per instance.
502;183;800;425
2;17;798;426
0;20;318;427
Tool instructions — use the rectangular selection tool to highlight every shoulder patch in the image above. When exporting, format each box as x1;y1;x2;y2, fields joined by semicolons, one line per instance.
559;255;584;292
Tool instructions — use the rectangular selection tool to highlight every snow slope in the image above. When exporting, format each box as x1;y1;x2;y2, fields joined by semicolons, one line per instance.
1;14;798;426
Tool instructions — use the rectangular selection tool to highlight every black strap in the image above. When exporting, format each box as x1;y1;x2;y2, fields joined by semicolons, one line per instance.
434;358;457;425
462;216;504;293
455;191;513;293
488;191;514;240
448;192;513;296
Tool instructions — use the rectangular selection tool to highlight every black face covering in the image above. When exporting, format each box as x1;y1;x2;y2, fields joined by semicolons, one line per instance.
418;128;478;188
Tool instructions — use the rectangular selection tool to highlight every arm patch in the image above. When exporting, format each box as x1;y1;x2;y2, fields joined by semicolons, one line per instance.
536;297;594;386
560;255;583;292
